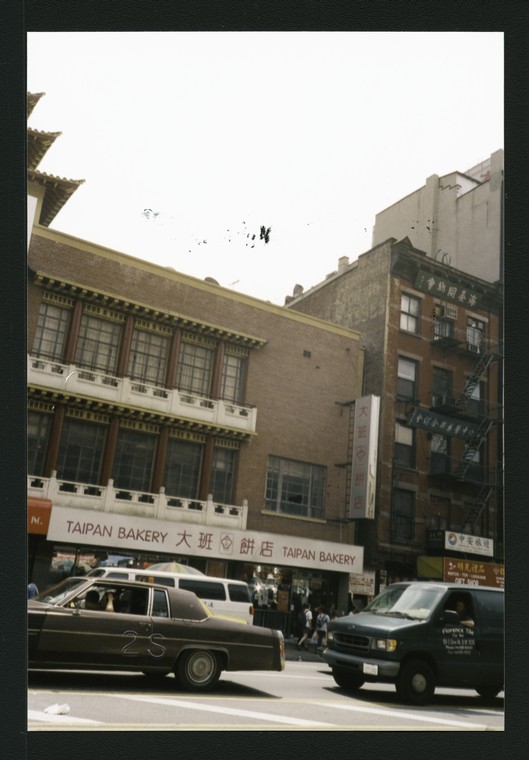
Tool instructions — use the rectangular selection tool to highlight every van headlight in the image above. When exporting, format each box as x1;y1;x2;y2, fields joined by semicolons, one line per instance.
326;631;334;642
373;638;397;653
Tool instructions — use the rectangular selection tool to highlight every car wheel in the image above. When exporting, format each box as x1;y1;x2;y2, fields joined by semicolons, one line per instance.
332;668;365;691
396;660;435;705
475;685;503;701
176;650;221;691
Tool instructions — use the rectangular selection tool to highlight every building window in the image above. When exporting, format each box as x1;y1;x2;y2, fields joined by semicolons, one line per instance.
391;489;415;542
400;293;420;334
428;495;451;530
433;317;454;341
466;380;485;418
397;357;418;400
395;421;415;469
163;438;202;500
57;419;106;485
265;456;326;520
466;317;485;354
128;329;169;387
75;315;122;374
465;444;484;482
210;447;236;504
432;367;453;408
177;342;214;396
430;433;451;475
220;353;246;403
32;302;70;360
112;428;156;492
27;411;52;476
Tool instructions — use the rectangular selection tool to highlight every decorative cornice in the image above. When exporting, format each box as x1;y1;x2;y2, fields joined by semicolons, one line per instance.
31;271;268;349
27;386;254;441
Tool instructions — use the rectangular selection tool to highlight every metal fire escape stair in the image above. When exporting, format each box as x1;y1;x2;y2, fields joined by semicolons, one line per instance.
455;416;494;480
455;350;496;410
462;484;493;533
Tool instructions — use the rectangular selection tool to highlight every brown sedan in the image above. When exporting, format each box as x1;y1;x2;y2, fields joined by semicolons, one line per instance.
28;577;285;690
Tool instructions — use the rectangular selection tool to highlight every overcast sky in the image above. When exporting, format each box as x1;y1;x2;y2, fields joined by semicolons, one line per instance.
27;32;503;305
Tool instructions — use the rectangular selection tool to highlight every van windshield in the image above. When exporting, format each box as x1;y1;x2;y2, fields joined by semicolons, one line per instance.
365;584;445;620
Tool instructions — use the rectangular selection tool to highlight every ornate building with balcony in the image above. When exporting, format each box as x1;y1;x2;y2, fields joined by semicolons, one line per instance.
27;94;366;622
287;237;503;589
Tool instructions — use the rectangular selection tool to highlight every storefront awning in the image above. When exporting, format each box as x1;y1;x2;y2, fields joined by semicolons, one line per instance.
28;497;52;535
417;555;443;580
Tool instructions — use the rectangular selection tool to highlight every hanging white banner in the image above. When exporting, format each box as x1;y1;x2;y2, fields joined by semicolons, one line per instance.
348;394;380;520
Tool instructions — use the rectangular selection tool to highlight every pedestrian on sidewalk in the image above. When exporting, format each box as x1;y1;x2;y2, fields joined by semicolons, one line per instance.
315;606;331;650
297;603;312;649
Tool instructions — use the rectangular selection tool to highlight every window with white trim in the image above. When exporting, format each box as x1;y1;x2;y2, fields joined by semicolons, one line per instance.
397;357;418;400
400;293;420;334
395;421;415;468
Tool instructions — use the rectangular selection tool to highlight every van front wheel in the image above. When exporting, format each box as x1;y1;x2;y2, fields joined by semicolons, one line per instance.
396;660;435;705
332;668;365;691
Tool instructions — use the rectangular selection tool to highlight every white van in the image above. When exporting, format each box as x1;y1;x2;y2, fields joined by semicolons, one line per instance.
86;567;254;624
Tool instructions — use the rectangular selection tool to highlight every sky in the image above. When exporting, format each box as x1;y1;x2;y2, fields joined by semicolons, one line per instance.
26;32;504;305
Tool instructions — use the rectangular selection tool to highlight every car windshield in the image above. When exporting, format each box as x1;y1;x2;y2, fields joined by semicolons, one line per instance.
364;585;445;620
33;578;88;605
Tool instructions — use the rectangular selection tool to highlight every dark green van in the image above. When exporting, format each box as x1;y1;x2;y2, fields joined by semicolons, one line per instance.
323;581;504;705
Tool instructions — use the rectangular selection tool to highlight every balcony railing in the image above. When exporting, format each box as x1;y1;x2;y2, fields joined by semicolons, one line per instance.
28;355;257;434
28;471;248;530
431;325;503;358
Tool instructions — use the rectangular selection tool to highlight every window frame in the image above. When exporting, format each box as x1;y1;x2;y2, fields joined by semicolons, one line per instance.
397;356;419;401
112;427;157;492
32;301;70;361
128;328;169;387
75;314;123;374
57;417;107;485
394;420;416;469
391;488;415;543
176;341;214;397
265;455;326;520
400;293;421;334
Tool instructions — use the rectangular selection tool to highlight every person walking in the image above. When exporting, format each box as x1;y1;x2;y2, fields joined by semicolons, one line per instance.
315;606;331;649
296;603;312;649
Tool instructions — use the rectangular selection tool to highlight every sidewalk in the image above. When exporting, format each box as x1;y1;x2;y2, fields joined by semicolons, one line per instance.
284;636;325;662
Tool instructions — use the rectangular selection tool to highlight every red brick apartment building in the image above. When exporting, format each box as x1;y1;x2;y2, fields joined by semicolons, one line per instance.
26;94;365;625
287;238;504;591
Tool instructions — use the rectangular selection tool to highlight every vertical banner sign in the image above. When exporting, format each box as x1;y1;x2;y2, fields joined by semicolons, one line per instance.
348;395;380;519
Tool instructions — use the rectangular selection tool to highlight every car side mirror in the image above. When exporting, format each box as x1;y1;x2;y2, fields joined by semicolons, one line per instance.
442;609;459;624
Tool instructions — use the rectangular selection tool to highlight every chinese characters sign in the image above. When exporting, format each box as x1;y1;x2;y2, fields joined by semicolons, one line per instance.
47;506;364;573
445;531;494;557
414;271;482;309
443;558;504;588
348;395;380;520
407;408;479;440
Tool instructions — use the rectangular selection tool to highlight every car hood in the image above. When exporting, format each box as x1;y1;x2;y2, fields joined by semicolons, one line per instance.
329;612;426;636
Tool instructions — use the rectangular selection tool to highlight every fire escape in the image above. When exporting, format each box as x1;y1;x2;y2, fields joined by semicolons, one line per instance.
429;310;503;534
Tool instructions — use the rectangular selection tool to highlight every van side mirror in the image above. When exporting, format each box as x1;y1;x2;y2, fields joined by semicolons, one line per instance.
442;609;459;624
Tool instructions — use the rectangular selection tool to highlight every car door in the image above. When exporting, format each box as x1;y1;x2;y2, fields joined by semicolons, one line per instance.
35;584;153;670
435;591;481;687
